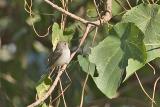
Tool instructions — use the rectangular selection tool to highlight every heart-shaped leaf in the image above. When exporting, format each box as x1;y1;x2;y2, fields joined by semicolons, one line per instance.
88;23;146;98
122;4;160;80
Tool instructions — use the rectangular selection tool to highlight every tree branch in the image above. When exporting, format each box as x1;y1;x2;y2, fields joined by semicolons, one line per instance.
44;0;112;26
44;0;89;24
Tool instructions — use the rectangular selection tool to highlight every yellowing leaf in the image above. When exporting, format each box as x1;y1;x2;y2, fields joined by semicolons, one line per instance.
36;76;52;99
51;23;63;51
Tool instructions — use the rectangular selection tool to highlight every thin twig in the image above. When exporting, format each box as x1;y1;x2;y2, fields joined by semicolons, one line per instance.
55;97;60;107
24;0;56;16
59;79;67;107
93;0;102;25
24;0;51;37
80;24;98;107
70;24;93;59
93;0;101;18
64;70;72;82
80;74;89;107
49;67;56;77
147;63;156;75
27;69;64;107
126;0;132;9
151;76;160;107
112;11;126;18
114;0;127;11
92;27;98;46
24;0;31;14
44;0;89;24
49;94;52;106
60;0;68;30
44;0;112;26
135;72;155;103
52;83;71;103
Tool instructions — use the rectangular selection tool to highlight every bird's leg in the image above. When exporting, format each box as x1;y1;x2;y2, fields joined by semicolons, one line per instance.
64;70;72;84
50;66;62;78
49;67;55;77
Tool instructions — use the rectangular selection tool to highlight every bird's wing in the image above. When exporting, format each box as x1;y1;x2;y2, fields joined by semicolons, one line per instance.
47;48;62;68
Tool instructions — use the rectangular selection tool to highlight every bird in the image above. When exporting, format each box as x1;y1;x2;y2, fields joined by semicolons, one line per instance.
47;41;70;71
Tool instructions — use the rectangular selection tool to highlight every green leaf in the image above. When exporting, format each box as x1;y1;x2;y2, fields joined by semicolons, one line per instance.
112;22;146;66
78;55;95;76
122;4;160;47
122;4;160;80
89;23;146;98
51;23;63;50
125;48;160;81
63;27;74;43
36;76;52;99
89;35;122;98
51;23;74;50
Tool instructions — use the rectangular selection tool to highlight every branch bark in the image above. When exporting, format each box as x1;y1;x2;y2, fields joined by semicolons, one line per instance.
44;0;89;24
44;0;112;26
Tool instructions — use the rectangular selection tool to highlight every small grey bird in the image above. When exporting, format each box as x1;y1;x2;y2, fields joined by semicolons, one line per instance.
48;41;70;70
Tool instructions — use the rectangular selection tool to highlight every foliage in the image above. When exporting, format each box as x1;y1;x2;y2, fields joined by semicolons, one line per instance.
88;23;146;98
0;0;160;107
36;76;52;99
51;23;74;50
122;4;160;80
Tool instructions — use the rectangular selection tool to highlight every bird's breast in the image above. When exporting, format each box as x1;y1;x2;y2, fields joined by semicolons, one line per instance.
54;49;70;66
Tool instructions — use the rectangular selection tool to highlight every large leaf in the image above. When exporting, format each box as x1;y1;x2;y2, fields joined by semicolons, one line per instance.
88;23;146;98
122;4;160;46
125;48;160;81
113;22;146;66
78;55;95;76
122;4;160;80
90;36;122;98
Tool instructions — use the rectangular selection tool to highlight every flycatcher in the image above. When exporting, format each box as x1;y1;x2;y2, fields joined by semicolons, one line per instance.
48;41;70;70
